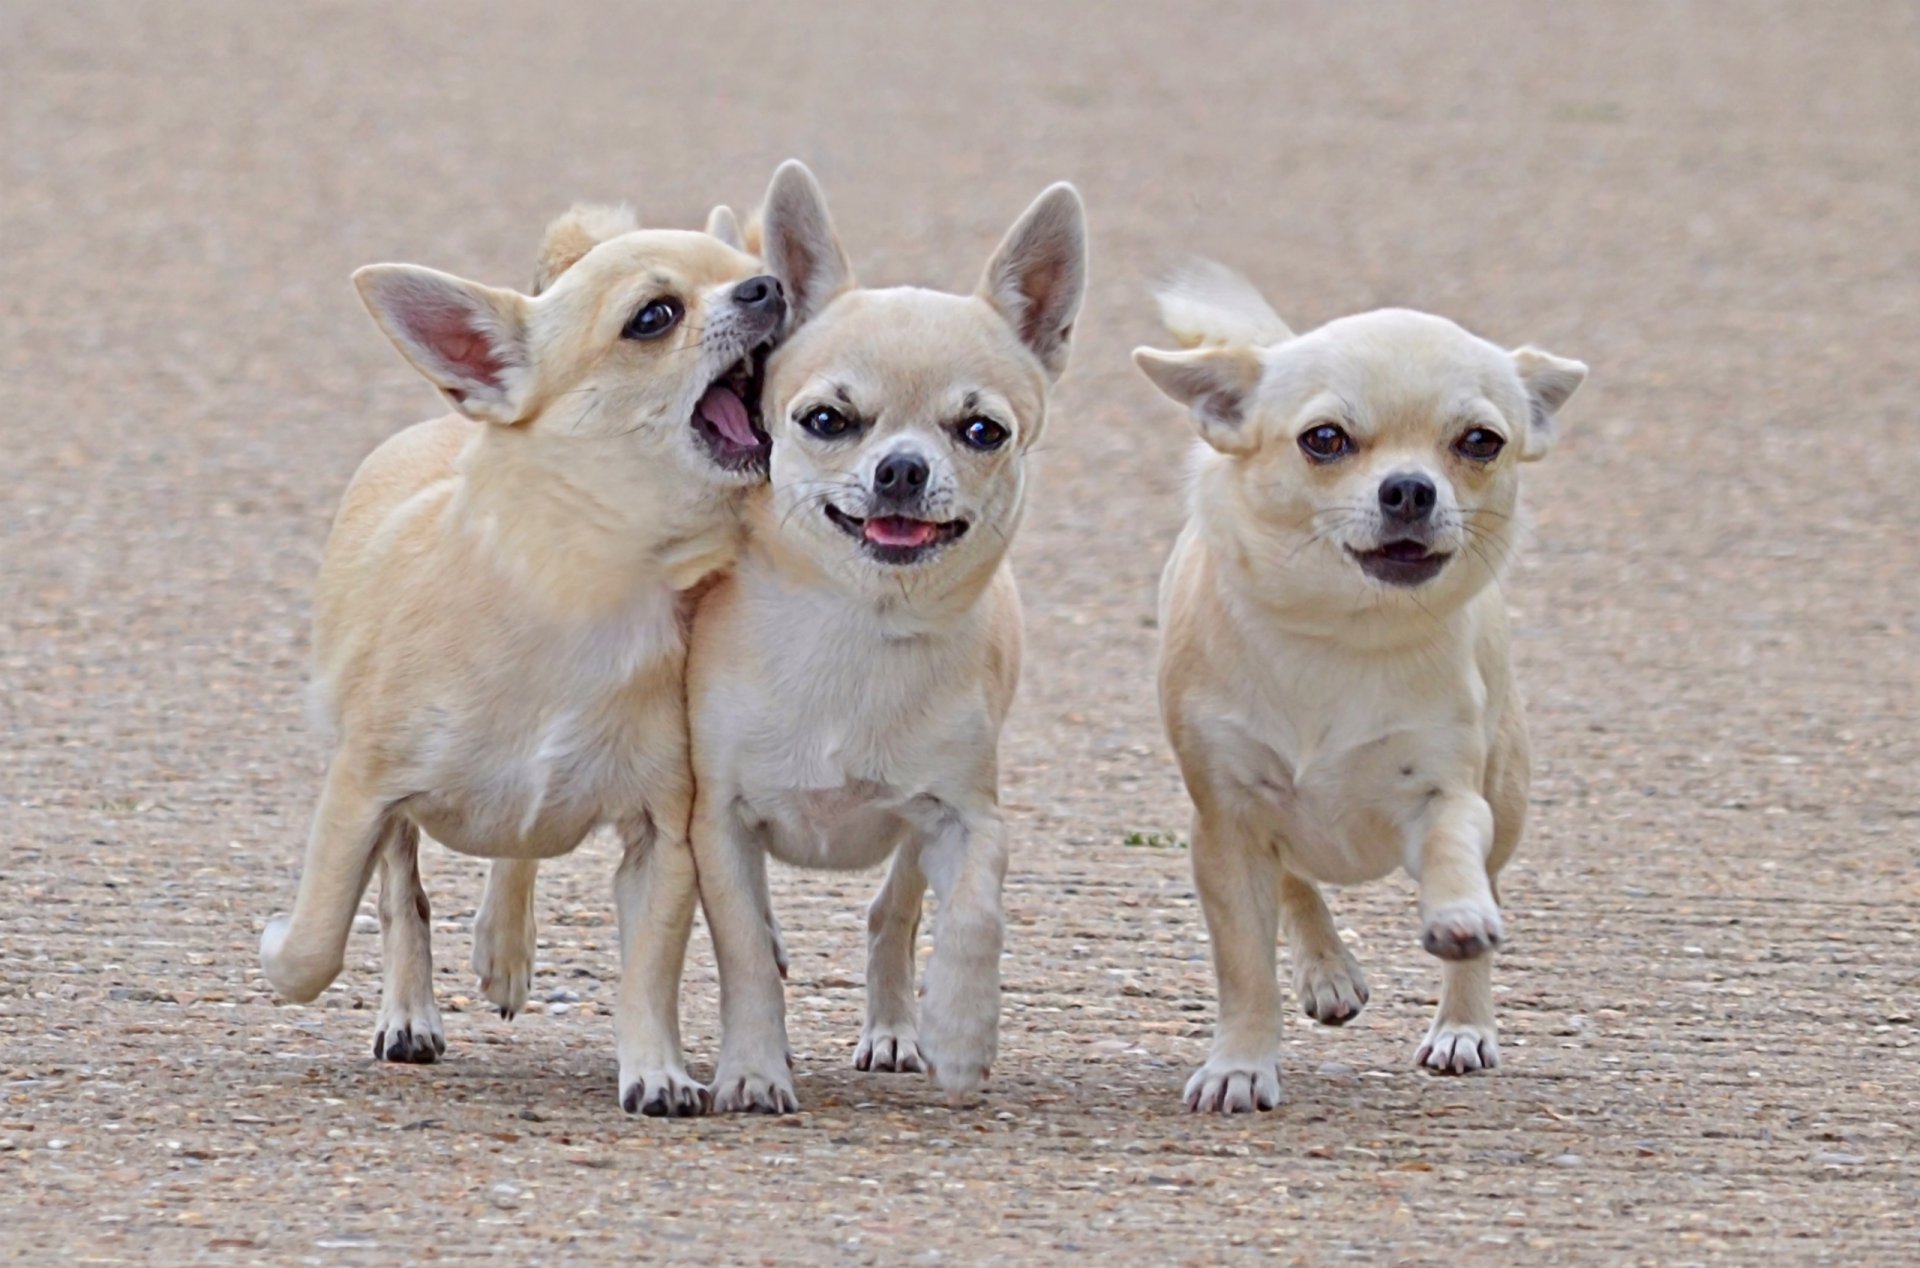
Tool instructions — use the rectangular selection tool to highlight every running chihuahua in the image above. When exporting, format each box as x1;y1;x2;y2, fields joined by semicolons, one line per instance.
1135;262;1585;1111
258;171;831;1116
686;162;1088;1112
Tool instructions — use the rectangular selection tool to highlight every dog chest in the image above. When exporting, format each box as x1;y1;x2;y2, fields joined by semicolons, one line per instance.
1199;705;1478;886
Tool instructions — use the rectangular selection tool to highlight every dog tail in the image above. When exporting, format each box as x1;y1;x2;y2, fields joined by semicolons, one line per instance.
1152;259;1293;349
533;203;640;294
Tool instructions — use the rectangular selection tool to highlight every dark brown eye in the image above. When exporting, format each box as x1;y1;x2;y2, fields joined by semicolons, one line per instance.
958;417;1009;451
1298;423;1354;462
623;297;682;340
1455;428;1505;462
799;405;855;439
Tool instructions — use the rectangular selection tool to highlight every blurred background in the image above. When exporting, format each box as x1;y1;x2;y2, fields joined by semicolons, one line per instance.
4;2;1916;1262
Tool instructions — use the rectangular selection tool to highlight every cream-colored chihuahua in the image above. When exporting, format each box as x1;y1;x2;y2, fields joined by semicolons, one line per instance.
256;177;826;1116
1134;263;1585;1111
684;163;1087;1111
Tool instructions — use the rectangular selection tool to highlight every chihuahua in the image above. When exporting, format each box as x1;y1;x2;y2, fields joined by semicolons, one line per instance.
257;174;829;1116
684;162;1088;1111
1134;262;1585;1111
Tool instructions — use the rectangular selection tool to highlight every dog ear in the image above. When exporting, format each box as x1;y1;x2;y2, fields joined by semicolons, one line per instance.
1132;345;1265;455
354;264;536;425
758;160;852;326
705;204;746;251
1511;347;1587;461
978;183;1088;381
532;203;639;295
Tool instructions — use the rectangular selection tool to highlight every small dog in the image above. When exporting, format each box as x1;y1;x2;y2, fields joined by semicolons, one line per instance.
1134;263;1586;1111
684;162;1087;1111
257;172;831;1116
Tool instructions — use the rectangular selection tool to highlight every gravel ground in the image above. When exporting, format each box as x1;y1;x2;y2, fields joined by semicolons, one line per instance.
4;2;1917;1263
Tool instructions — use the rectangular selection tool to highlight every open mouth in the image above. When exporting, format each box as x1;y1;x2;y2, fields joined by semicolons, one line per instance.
692;340;774;475
824;504;970;565
1348;539;1452;587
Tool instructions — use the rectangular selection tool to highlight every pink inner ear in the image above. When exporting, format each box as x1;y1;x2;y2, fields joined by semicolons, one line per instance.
415;304;507;389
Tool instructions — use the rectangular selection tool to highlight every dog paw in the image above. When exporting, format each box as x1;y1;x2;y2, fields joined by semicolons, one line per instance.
710;1060;799;1114
854;1022;925;1073
1416;1021;1500;1074
471;916;535;1020
258;914;339;1003
1183;1054;1283;1113
1294;947;1370;1026
372;998;446;1065
620;1064;710;1118
1421;901;1504;961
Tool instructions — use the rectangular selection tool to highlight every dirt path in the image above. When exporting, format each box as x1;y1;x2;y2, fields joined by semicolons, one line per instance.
4;3;1917;1262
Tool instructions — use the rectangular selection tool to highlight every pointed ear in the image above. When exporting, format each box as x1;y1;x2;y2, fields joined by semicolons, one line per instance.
705;204;745;251
1133;345;1265;455
978;183;1088;381
354;264;536;425
758;160;852;326
1511;346;1588;461
531;203;638;295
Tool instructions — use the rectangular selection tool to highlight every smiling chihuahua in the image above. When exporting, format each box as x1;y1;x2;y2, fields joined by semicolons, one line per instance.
256;174;831;1116
684;162;1087;1112
1134;262;1585;1111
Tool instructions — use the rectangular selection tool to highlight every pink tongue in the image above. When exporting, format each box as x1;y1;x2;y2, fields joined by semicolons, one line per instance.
696;384;758;450
865;516;939;548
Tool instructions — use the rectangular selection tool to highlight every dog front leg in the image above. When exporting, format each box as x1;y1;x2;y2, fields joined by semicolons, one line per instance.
372;820;444;1063
697;798;796;1114
472;858;539;1020
611;810;707;1117
856;845;927;1074
260;756;389;1004
917;807;1008;1105
1410;791;1503;1073
1184;809;1285;1112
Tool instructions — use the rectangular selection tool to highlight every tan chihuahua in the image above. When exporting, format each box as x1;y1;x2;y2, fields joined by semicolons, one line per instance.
1134;262;1586;1111
257;175;830;1117
685;162;1087;1111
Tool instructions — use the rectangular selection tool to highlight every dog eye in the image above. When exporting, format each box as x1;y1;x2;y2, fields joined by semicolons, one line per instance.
623;297;683;341
1454;428;1505;462
799;406;855;439
958;417;1010;451
1297;423;1354;462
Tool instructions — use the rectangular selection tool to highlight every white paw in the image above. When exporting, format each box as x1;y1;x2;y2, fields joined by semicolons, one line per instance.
921;1017;994;1105
1184;1054;1284;1113
1416;1021;1501;1074
1421;900;1504;961
854;1021;925;1073
372;995;446;1065
1293;946;1370;1025
709;1057;799;1115
620;1062;710;1117
258;914;338;1003
471;913;535;1020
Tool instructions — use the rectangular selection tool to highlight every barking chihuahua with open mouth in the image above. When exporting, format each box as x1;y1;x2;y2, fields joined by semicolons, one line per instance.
684;163;1087;1112
1134;263;1586;1111
257;171;832;1116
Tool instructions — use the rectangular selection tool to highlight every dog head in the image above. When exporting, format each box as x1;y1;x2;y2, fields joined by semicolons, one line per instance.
752;163;1088;607
1135;262;1585;620
352;184;831;497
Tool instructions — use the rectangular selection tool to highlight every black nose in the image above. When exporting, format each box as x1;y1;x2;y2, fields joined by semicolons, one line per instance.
1379;473;1437;523
732;274;784;311
874;451;930;497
